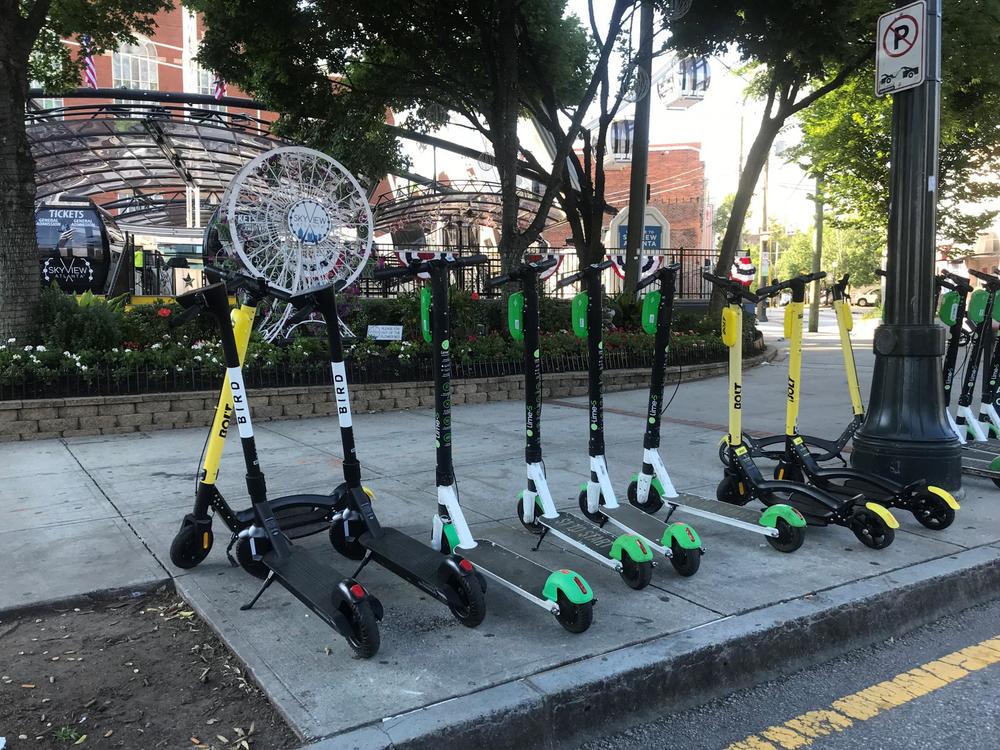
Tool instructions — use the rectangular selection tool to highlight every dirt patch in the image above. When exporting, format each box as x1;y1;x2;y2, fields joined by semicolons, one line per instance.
0;587;297;750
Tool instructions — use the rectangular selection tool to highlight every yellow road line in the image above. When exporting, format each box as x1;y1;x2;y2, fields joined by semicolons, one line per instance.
726;635;1000;749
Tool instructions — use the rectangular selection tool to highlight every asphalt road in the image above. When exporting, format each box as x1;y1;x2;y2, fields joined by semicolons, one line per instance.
578;597;1000;750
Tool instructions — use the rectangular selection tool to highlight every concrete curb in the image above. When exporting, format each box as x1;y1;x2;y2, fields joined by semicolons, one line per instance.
304;545;1000;750
0;578;173;619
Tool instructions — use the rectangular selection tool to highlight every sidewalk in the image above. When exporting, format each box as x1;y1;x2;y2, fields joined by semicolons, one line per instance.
3;308;999;749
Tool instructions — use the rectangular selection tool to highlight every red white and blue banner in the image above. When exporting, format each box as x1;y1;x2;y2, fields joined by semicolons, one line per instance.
213;77;227;101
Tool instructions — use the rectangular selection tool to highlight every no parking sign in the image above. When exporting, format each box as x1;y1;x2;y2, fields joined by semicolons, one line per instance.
876;1;926;96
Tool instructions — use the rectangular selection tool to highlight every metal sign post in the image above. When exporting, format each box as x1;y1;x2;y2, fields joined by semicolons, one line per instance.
852;0;962;489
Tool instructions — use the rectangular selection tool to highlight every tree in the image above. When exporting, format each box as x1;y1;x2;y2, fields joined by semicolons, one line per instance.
666;0;880;315
713;193;751;251
192;0;603;276
0;0;171;340
790;0;1000;249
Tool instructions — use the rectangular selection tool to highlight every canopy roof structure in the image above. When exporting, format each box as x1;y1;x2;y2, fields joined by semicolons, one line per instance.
26;89;563;240
26;91;284;229
372;179;563;238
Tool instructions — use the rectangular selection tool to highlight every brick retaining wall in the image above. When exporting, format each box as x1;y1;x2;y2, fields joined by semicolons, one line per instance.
0;348;773;442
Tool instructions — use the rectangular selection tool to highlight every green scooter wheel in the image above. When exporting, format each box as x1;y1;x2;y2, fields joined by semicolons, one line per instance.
516;496;545;534
235;536;272;579
766;518;805;553
669;539;702;577
619;555;653;590
627;480;664;513
555;592;593;634
577;489;607;523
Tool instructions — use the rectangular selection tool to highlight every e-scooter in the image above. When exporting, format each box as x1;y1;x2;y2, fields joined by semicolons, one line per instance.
704;272;900;549
168;266;340;571
515;260;704;586
174;279;383;657
755;272;959;530
208;272;487;628
374;253;596;633
626;263;807;552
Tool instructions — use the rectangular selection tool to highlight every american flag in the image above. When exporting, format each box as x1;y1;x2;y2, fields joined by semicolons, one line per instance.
81;35;97;89
213;77;227;101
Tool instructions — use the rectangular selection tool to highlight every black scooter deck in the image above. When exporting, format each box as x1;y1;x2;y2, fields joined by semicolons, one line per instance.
361;527;452;585
262;547;351;633
459;539;554;595
599;503;670;547
541;513;616;558
671;491;766;525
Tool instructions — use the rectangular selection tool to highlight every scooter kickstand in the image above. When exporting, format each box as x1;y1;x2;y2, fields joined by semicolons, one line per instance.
532;526;549;552
241;571;276;611
226;533;239;567
351;550;374;580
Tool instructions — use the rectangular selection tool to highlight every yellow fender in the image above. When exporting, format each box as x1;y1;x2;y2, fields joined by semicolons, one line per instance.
927;486;960;510
865;502;900;529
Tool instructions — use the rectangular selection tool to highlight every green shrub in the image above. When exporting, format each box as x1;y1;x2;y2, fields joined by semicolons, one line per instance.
36;287;123;352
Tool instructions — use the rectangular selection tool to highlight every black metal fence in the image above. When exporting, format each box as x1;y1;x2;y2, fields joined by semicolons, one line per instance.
359;244;718;300
0;334;762;401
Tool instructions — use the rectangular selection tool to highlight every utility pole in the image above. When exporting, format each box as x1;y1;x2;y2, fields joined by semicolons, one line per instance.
851;0;961;489
756;156;770;322
809;174;824;333
623;0;653;294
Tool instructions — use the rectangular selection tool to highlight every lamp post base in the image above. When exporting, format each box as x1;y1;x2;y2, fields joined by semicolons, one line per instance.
850;324;962;490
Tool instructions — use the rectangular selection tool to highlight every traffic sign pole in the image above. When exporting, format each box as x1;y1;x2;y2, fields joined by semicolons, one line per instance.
851;0;962;490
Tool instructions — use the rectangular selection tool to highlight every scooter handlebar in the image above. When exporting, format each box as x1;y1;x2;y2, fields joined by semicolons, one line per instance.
968;268;1000;289
939;269;973;292
556;259;614;289
485;256;560;288
373;253;490;282
757;271;827;298
635;262;682;292
702;272;759;303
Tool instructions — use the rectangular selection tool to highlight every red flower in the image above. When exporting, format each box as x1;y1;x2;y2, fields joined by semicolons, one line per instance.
157;308;172;318
470;292;480;301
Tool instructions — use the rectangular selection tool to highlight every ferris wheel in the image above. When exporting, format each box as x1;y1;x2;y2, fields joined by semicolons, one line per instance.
225;146;373;293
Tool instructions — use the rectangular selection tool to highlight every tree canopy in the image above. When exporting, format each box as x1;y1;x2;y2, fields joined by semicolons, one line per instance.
790;0;1000;248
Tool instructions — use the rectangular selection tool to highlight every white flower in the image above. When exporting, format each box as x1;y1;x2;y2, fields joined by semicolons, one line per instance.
23;345;33;352
151;343;162;350
35;345;45;352
7;338;15;344
111;348;119;353
175;365;183;372
79;364;88;372
63;351;71;357
12;354;20;360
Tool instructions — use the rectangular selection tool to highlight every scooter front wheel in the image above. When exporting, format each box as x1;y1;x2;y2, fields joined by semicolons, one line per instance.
577;489;607;523
555;592;593;634
627;480;664;513
169;519;213;569
912;494;956;530
329;516;368;560
619;556;653;590
766;518;805;553
516;497;545;534
850;508;895;549
235;536;272;579
669;539;701;577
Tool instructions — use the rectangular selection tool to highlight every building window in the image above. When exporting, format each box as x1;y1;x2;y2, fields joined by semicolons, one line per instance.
112;38;159;90
195;68;226;113
611;119;634;161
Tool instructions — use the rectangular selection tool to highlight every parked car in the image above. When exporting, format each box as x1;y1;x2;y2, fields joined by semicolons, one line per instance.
851;285;881;307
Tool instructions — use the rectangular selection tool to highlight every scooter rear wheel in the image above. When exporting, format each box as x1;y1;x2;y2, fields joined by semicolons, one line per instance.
448;572;486;628
342;598;380;658
170;520;213;569
850;508;895;549
669;539;701;577
555;591;593;634
619;555;653;590
235;536;272;579
627;480;664;513
766;518;805;553
912;494;955;530
716;474;746;504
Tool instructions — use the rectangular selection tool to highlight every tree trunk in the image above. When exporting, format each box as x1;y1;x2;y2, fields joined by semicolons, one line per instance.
0;22;40;341
492;0;524;277
708;114;782;317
